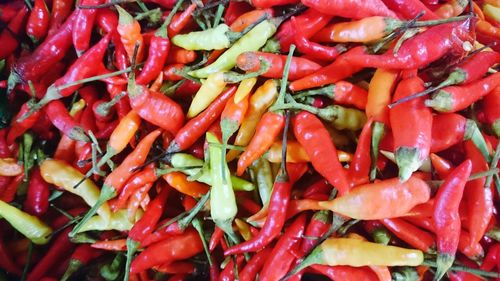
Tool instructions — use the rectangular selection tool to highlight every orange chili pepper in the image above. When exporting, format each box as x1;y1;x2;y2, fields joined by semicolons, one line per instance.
0;159;23;176
163;172;209;198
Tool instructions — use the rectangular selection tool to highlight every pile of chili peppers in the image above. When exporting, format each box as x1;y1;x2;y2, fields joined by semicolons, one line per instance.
0;0;500;280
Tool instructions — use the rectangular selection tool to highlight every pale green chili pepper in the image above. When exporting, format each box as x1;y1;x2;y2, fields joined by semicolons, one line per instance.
249;157;274;205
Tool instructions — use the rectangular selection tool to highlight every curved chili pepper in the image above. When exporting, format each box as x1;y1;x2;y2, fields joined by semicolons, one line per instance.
0;6;28;60
383;0;439;20
223;1;253;26
220;91;249;143
380;218;435;253
430;153;454;179
426;72;500;113
432;159;472;280
348;118;374;186
116;6;143;63
311;264;379;280
114;165;158;211
293;111;350;195
23;167;49;216
26;0;50;42
163;172;209;197
136;21;170;85
130;228;203;273
48;0;73;35
390;75;432;181
168;3;197;37
44;100;89;142
72;0;101;55
302;0;396;19
168;86;236;152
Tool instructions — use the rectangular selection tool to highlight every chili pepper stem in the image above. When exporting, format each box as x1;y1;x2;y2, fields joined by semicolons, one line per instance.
69;185;116;237
192;217;213;266
60;260;83;281
485;142;500;189
124;238;139;281
434;253;454;281
370;122;385;181
95;92;126;117
293;85;335;100
395;147;421;182
284;246;324;280
464;119;492;162
425;91;453;111
422;260;500;278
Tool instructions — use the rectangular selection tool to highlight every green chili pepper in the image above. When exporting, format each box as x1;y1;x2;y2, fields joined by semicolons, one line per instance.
76;209;143;233
188;19;278;78
206;132;238;243
249;157;274;205
0;200;53;244
170;153;254;191
172;24;232;50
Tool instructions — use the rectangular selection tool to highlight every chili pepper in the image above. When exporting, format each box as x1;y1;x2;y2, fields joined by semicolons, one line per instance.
480;243;500;271
219;255;244;281
40;159;111;220
291;16;344;61
303;0;396;19
140;221;184;247
224;1;253;26
259;214;306;281
72;0;101;56
0;199;52;244
0;6;28;60
481;86;500;137
35;34;110;108
165;46;197;64
209;226;224;252
236;111;284;176
48;0;73;35
26;228;74;281
0;158;23;177
168;3;197;37
7;101;41;146
9;11;76;91
239;248;271;281
227;79;278;161
95;8;118;34
319;176;430;219
136;20;170;85
0;235;22;276
266;140;346;163
224;163;307;255
426;72;500;113
289;47;364;91
390;75;432;181
128;79;184;135
311;265;379;280
463;141;494;252
382;0;440;20
169;86;236;152
430;153;454;179
380;218;435;253
26;0;50;42
0;1;22;23
366;69;399;125
163;172;209;197
220;90;249;144
346;21;471;70
78;208;142;233
113;165;158;211
457;229;484;260
116;6;143;63
173;23;246;51
169;153;254;191
44;100;89;142
348;118;374;186
188;18;279;78
431;159;472;280
293;111;350;195
61;244;102;281
301;210;330;253
23;167;49;216
70;129;160;236
237;52;320;80
435;0;469;18
130;228;202;273
0;174;23;202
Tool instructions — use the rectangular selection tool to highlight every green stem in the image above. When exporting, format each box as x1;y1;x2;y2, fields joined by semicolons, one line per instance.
422;260;500;278
411;15;472;27
213;4;225;27
192;217;213;266
276;44;296;106
370;122;385;181
177;191;210;230
223;59;270;83
485;141;500;190
293;85;335;100
134;8;161;21
225;14;270;43
465;119;492;163
280;111;291;178
135;0;149;12
24;0;33;10
124;239;139;281
20;242;33;281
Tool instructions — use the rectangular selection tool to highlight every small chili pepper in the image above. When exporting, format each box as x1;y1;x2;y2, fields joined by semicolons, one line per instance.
220;90;249;144
73;0;101;56
130;228;202;273
319;176;430;219
45;100;89;143
168;3;197;37
140;221;184;247
113;165;158;211
310;264;379;280
259;214;306;281
383;0;439;20
23;167;49;216
481;86;500;137
70;129;161;236
169;86;236;152
0;199;52;244
480;243;500;272
116;6;143;63
348;118;374;186
430;153;454;179
380;218;435;253
0;158;23;177
390;75;432;181
224;163;307;255
239;248;271;281
7;101;42;147
26;0;50;42
426;72;500;113
0;6;28;60
293;111;350;195
289;46;364;91
48;0;73;35
302;0;396;19
432;159;472;281
61;244;102;281
163;172;209;197
26;228;74;281
366;68;399;124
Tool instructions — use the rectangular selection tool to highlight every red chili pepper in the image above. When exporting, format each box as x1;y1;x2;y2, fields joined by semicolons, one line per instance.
348;118;374;186
114;165;158;211
463;141;494;252
26;228;74;281
218;255;245;281
140;221;184;247
168;3;197;37
26;0;50;42
293;21;344;61
237;111;284;176
302;0;397;19
61;244;102;281
209;226;225;252
237;52;321;80
429;153;454;179
426;72;500;112
130;228;203;273
168;86;236;152
0;174;23;202
380;218;435;253
259;214;306;281
289;47;364;91
311;265;379;280
390;75;432;181
7;101;42;147
23;167;49;217
324;81;368;110
448;257;484;281
481;86;500;137
432;159;472;280
382;0;440;20
116;6;144;63
0;6;28;59
136;24;170;85
72;0;102;55
239;247;272;281
301;210;331;253
44;100;89;142
0;1;23;22
480;243;500;272
224;163;307;255
48;0;73;35
293;111;350;195
275;9;332;52
223;1;253;26
431;113;468;153
95;8;118;34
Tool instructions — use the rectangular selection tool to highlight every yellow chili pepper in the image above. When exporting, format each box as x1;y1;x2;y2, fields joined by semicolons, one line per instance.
77;209;143;233
227;79;278;161
266;140;353;163
0;158;23;176
366;69;399;125
0;200;52;244
483;3;500;22
235;218;252;241
347;233;392;281
187;72;226;118
234;77;257;103
40;159;112;221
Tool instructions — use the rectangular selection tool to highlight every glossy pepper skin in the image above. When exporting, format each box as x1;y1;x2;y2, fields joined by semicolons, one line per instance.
26;0;50;42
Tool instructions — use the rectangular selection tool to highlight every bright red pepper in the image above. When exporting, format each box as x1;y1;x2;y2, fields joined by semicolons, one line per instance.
302;0;397;19
26;0;50;42
0;6;28;59
380;218;435;253
23;167;49;217
61;244;102;281
382;0;440;20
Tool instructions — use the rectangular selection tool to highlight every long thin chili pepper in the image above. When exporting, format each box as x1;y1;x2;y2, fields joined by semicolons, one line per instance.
163;172;209;197
73;0;102;56
348;118;374;186
481;86;500;137
380;218;435;253
302;0;397;19
114;165;158;211
45;100;90;142
48;0;73;35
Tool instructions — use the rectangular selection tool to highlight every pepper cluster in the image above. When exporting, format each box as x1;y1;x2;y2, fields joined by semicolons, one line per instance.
0;0;499;280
